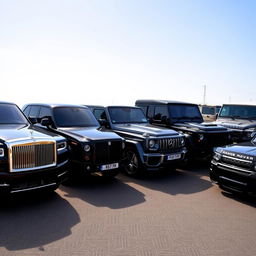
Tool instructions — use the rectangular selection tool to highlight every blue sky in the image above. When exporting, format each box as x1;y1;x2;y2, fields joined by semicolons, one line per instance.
1;0;255;107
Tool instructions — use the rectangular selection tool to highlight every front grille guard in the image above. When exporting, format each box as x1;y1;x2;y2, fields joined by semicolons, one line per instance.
6;139;57;173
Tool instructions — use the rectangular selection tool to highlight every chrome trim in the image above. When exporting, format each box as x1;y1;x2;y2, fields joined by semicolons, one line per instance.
6;139;57;172
57;170;68;178
10;183;57;193
217;162;252;174
222;154;252;163
219;176;247;186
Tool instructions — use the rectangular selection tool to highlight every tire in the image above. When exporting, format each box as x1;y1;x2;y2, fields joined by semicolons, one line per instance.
123;148;142;177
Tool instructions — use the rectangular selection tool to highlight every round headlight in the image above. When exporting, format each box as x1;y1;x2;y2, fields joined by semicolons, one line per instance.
84;144;91;152
149;140;155;148
198;134;204;141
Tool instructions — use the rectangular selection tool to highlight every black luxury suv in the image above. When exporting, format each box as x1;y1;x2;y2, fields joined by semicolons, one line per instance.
135;100;233;158
210;135;256;195
22;104;125;178
87;105;187;176
0;102;69;194
215;103;256;142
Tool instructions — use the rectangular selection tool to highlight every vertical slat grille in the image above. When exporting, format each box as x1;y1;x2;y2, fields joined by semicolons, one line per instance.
159;137;183;151
11;143;55;171
94;141;122;165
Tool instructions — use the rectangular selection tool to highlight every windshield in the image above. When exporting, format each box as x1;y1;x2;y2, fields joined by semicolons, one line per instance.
53;107;99;127
108;107;148;124
202;106;215;115
168;104;203;122
0;103;29;125
219;105;256;119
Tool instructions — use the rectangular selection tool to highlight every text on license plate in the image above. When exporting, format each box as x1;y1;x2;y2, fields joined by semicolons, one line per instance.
167;154;181;161
100;163;119;171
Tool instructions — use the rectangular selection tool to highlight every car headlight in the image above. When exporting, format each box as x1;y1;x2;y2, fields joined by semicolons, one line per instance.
84;144;91;152
198;134;204;141
180;137;185;146
57;141;67;151
213;152;221;161
0;148;4;157
148;139;159;150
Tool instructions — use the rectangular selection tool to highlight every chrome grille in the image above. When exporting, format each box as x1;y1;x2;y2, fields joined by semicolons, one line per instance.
10;142;56;172
221;155;252;168
159;137;183;150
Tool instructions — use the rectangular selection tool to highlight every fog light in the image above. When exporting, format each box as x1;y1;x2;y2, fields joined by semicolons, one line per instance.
84;155;90;161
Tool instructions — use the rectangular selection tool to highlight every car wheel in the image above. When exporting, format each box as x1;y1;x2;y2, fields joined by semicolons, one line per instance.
124;149;141;177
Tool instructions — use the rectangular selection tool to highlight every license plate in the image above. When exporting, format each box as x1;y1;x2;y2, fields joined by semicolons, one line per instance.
167;154;181;161
100;163;119;171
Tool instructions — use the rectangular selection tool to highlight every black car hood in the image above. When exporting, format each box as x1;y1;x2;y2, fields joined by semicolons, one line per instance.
0;124;56;142
216;118;256;130
58;127;122;141
220;141;256;159
174;122;227;131
113;123;179;137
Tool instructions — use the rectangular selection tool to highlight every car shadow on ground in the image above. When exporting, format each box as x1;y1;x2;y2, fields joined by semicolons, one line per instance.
221;191;256;207
120;162;213;196
60;175;146;209
0;192;80;251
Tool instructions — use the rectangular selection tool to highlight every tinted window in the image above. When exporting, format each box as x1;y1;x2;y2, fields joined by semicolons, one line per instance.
53;107;99;127
39;107;52;118
108;107;148;124
168;104;202;122
139;106;147;115
147;106;154;118
154;106;169;121
0;104;29;124
29;106;40;117
23;106;31;116
93;109;106;121
219;105;256;119
202;106;215;115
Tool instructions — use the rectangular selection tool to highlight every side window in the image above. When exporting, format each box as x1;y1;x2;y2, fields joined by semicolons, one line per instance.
153;106;168;121
139;106;147;115
29;106;40;118
147;106;154;119
93;109;106;121
39;107;52;118
23;106;31;116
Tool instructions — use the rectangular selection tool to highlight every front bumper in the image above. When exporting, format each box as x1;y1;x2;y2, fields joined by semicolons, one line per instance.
0;160;69;194
141;149;187;170
210;161;256;194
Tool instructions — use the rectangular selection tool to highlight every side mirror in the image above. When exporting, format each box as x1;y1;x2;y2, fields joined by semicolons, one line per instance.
99;119;108;127
161;116;167;123
41;117;53;127
28;117;38;124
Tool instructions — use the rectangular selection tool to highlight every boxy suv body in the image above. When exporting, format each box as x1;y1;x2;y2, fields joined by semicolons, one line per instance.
0;102;69;194
87;105;187;176
210;136;256;195
216;103;256;142
136;100;233;158
22;104;125;178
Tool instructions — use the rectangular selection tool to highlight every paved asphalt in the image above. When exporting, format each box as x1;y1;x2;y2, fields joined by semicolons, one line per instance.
1;164;256;256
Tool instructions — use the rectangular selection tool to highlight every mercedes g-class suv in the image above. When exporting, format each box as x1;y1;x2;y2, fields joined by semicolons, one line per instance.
87;105;187;177
216;103;256;142
0;102;69;194
210;135;256;195
135;100;233;158
22;104;125;178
